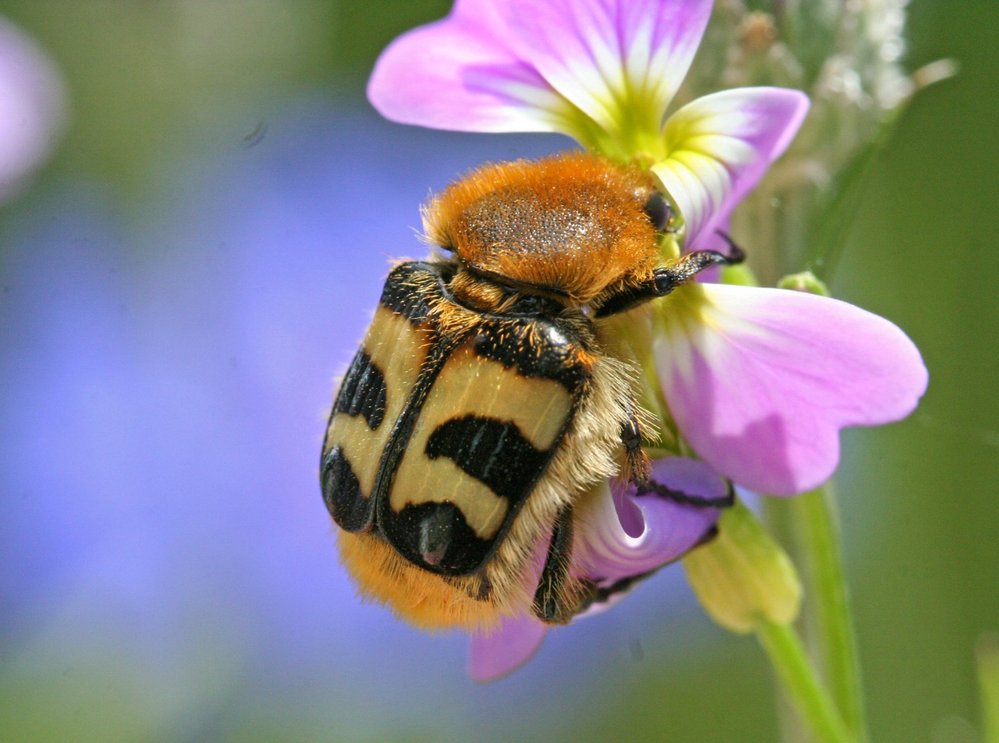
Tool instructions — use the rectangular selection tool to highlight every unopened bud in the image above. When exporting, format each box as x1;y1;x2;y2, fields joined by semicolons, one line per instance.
778;270;830;297
684;501;802;633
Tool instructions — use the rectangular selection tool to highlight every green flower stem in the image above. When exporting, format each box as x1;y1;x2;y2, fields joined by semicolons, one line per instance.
756;619;856;743
788;485;868;742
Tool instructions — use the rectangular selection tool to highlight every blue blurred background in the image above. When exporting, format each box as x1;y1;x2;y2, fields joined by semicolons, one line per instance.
0;2;996;741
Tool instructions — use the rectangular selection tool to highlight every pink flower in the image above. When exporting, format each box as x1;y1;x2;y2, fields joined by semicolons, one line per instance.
0;17;66;201
366;0;928;677
369;0;926;495
652;281;927;495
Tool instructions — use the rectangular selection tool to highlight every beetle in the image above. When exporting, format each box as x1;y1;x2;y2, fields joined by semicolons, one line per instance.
321;152;739;631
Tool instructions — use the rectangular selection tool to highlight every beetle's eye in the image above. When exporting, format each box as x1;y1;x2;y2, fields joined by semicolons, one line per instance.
643;192;672;232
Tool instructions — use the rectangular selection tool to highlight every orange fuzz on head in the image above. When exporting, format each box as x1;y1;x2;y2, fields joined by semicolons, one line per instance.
424;152;665;303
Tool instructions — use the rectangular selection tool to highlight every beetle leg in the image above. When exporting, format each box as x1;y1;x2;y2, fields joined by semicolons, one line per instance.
621;415;651;485
532;505;579;624
595;231;745;318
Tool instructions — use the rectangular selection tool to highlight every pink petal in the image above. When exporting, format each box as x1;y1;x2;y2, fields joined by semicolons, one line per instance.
0;19;66;200
468;457;723;681
654;284;929;495
367;0;571;133
651;87;809;249
468;613;548;682
574;458;724;584
505;0;713;136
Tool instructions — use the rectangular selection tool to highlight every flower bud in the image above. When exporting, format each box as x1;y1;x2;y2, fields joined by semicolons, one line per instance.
778;270;830;296
684;501;802;633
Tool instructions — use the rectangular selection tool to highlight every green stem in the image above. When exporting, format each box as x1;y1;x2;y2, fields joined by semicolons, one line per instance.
756;620;856;743
790;485;868;742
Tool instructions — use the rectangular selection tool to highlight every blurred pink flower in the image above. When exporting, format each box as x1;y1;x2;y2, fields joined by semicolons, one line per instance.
0;17;66;201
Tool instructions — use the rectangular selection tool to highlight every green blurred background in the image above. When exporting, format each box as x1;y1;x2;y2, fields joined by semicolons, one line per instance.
0;1;996;741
